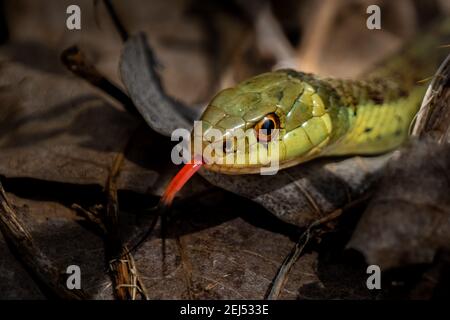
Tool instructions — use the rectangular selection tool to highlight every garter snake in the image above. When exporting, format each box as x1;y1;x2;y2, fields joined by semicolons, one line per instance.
197;19;450;174
161;19;450;205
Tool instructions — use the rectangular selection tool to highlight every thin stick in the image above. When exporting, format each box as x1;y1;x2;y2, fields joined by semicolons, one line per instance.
104;149;149;300
265;194;371;299
61;46;138;116
0;181;87;299
72;203;106;235
103;0;129;42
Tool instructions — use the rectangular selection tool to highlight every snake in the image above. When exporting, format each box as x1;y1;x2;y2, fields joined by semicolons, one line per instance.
161;19;450;205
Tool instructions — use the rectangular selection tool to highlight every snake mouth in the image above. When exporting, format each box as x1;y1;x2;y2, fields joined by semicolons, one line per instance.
202;162;273;174
160;158;272;208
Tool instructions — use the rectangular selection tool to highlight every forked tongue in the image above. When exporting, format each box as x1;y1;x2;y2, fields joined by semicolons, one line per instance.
126;159;203;256
159;159;203;260
122;159;203;263
160;158;203;208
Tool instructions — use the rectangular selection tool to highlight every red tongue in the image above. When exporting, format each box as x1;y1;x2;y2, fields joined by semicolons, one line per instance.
160;161;203;207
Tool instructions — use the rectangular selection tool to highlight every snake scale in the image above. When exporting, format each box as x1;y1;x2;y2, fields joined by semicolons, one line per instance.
197;19;450;174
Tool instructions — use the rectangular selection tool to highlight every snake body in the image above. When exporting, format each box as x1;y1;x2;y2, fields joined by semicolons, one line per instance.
199;20;450;174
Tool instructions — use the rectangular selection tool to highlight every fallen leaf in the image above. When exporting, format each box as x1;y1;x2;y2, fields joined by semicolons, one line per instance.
200;155;391;227
120;33;197;136
348;140;450;269
0;191;113;299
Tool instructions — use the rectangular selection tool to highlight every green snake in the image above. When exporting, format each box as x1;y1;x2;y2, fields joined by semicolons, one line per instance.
196;20;450;174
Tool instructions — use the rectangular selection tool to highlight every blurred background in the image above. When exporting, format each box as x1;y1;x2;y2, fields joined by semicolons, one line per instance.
1;0;449;106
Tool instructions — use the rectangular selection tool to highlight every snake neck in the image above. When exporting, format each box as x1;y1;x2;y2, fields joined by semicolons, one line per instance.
321;76;420;156
326;77;406;106
298;19;450;158
327;18;450;107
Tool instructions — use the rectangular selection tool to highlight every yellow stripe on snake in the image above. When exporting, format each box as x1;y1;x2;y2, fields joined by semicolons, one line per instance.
197;19;450;174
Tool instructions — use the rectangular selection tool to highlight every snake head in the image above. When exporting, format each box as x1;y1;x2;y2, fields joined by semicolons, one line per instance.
197;70;337;174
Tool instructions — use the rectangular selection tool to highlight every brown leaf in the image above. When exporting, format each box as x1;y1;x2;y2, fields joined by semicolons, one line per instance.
131;191;374;299
349;53;450;270
0;192;113;299
348;140;450;269
200;155;391;227
120;33;196;136
0;52;179;194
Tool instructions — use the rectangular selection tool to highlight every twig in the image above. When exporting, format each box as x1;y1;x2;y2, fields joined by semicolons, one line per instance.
72;203;107;235
103;0;129;42
412;52;450;142
0;181;87;299
104;144;149;300
265;194;371;300
61;41;154;299
109;246;149;300
60;46;138;116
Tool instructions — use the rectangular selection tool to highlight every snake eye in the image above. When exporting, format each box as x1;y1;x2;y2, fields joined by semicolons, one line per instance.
254;113;279;142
